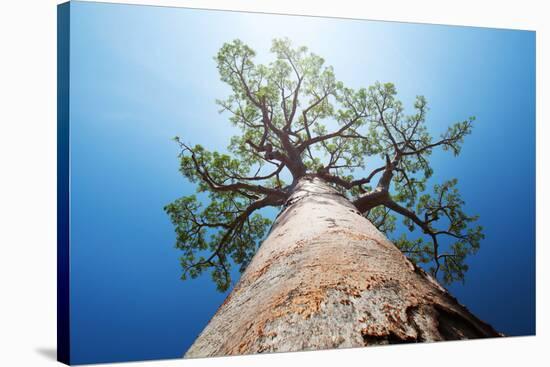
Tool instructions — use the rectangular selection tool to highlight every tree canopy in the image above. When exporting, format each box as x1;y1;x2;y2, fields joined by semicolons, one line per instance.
165;38;483;291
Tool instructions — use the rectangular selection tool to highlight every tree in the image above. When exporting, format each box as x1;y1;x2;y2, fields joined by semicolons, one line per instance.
165;38;501;357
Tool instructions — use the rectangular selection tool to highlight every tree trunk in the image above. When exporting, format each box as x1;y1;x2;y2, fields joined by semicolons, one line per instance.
185;176;500;358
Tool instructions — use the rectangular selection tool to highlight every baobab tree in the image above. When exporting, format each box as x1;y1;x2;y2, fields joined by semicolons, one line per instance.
165;38;501;357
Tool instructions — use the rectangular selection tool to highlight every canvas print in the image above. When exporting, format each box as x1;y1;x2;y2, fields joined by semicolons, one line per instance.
57;1;536;365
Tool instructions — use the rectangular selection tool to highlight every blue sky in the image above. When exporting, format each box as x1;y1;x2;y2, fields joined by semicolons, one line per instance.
67;1;535;364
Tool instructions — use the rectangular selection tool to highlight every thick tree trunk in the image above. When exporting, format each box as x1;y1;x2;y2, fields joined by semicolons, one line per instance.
185;176;500;358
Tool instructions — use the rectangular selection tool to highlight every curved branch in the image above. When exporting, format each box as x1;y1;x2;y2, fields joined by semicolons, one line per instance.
190;195;282;268
317;165;386;192
178;140;288;199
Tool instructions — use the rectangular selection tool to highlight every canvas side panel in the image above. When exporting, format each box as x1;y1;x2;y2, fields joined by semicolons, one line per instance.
57;2;71;365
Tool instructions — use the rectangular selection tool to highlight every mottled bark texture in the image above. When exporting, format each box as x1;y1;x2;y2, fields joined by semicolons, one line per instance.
185;177;500;358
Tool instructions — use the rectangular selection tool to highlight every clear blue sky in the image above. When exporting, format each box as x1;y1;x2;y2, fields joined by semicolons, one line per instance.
67;1;535;364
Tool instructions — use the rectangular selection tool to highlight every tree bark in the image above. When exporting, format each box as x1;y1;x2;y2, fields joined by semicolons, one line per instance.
185;176;501;358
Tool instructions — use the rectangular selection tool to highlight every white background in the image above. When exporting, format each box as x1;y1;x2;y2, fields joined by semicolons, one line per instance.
0;0;547;366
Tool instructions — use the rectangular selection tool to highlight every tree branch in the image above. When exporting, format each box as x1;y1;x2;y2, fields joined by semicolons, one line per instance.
178;139;288;199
